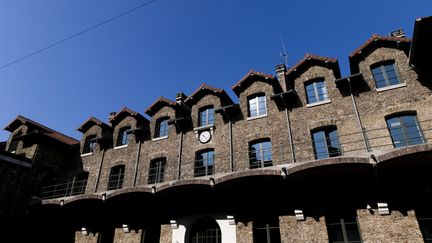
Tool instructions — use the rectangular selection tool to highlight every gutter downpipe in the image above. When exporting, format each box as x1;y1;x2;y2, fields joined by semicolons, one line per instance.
133;139;142;186
281;97;296;163
348;78;371;152
94;147;105;193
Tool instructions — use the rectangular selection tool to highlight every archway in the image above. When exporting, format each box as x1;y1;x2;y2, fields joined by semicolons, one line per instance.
188;217;221;243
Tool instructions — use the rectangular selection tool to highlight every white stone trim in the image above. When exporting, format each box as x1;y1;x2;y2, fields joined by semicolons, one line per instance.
376;82;407;92
306;99;331;108
152;135;168;142
114;144;128;150
247;114;268;121
80;152;93;157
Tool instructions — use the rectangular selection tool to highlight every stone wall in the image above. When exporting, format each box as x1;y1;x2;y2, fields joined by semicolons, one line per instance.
236;221;253;243
279;216;328;243
357;209;424;243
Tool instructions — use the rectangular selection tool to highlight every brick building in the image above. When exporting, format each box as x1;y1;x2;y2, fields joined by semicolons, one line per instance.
1;16;432;242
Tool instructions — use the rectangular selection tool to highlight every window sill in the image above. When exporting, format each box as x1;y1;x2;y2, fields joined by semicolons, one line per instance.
114;144;128;150
247;114;268;121
193;124;215;132
80;152;93;157
376;83;406;92
306;99;331;108
152;136;168;142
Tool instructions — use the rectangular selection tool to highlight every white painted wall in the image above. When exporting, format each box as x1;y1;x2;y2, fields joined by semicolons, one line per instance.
171;214;236;243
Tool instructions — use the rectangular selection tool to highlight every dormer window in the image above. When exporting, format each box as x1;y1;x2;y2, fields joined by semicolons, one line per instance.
305;78;328;104
116;126;130;147
155;117;169;138
248;94;267;118
83;134;97;154
199;106;215;127
371;60;402;89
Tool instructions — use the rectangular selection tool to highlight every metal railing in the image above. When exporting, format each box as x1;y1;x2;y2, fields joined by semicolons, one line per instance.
41;119;432;199
41;179;87;200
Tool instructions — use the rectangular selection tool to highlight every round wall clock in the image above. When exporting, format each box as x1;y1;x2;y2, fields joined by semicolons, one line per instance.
199;130;211;143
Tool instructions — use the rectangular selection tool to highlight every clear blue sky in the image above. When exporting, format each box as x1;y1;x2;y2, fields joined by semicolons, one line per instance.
0;0;430;141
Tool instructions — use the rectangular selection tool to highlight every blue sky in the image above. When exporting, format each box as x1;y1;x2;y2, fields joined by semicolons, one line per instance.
0;0;430;141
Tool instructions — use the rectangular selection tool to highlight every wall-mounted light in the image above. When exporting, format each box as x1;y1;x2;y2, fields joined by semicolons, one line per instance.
170;220;178;229
102;193;106;201
151;186;156;194
81;227;88;236
294;209;305;221
122;224;130;233
378;202;390;215
209;177;215;187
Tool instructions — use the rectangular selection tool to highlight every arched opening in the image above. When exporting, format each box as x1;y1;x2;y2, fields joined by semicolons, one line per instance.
189;217;221;243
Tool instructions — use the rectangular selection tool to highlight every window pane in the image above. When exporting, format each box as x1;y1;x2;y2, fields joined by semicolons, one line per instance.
208;108;215;125
387;115;424;148
305;83;317;103
195;150;214;177
258;96;267;115
313;131;328;159
373;63;401;88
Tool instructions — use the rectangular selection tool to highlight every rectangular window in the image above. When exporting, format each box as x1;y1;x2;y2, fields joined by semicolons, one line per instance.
148;158;166;184
195;150;214;177
253;218;281;243
327;216;362;243
116;126;130;146
107;165;125;190
155;118;169;138
199;106;215;127
386;114;425;148
249;140;272;169
417;209;432;243
248;95;267;117
305;79;328;104
312;127;341;160
83;135;97;154
372;61;402;89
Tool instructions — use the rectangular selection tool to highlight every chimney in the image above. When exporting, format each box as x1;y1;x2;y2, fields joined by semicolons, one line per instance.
108;112;117;121
275;64;289;91
390;29;405;38
176;92;187;104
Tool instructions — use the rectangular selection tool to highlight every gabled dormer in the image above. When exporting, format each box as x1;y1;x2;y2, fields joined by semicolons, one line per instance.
285;54;341;108
185;83;234;129
4;115;79;157
145;96;178;140
349;34;411;92
109;107;149;147
77;117;112;155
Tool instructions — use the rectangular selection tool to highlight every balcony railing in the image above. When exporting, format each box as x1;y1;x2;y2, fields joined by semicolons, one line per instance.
41;119;432;199
41;179;87;200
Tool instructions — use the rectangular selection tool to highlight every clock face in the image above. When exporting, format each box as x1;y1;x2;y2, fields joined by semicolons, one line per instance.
199;131;211;143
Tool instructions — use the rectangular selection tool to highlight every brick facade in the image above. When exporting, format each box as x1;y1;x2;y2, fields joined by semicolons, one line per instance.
2;17;432;243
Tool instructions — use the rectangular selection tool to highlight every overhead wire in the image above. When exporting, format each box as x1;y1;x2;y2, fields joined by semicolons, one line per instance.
0;0;159;71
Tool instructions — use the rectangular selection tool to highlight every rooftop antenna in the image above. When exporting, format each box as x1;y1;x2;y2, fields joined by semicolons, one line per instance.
278;30;289;67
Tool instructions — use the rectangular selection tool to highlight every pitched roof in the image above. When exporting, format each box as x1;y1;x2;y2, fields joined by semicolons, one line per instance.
286;53;341;79
77;116;111;133
144;96;177;116
109;107;148;125
185;83;234;106
4;115;79;146
349;34;411;73
231;69;277;96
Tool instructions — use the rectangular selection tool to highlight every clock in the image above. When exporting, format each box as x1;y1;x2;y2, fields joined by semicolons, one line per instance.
199;131;211;143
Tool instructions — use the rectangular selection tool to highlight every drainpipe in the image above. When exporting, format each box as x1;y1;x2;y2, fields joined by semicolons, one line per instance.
347;78;371;152
133;140;142;187
284;107;296;163
228;119;234;171
177;131;183;180
94;147;105;193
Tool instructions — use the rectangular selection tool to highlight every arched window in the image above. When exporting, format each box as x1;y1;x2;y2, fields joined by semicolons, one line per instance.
371;60;402;89
311;126;341;159
189;217;221;243
249;139;272;169
304;78;328;104
155;117;169;138
116;126;130;146
107;165;125;190
148;158;166;184
386;113;425;148
248;93;267;118
199;105;215;127
195;149;215;177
